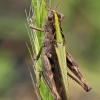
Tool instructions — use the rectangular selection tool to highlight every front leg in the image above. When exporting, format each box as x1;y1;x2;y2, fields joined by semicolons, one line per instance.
30;25;44;32
42;55;61;100
34;43;45;60
34;38;55;60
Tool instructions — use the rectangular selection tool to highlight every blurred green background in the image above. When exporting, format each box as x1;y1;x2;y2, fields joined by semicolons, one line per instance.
0;0;100;100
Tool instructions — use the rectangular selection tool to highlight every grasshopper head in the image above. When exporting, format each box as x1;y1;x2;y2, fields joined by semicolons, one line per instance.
53;10;64;22
44;0;64;25
46;10;64;26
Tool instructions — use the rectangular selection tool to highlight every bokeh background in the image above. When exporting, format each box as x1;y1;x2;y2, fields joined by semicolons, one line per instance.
0;0;100;100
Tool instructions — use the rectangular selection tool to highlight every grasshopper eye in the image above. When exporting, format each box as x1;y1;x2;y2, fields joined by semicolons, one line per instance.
58;13;61;19
48;16;52;21
57;13;64;21
48;15;53;21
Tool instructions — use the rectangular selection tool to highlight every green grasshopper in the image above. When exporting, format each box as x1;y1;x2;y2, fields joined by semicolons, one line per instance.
30;0;92;99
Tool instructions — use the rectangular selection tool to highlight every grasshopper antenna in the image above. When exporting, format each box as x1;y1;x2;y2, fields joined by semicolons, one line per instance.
55;0;61;10
44;0;52;11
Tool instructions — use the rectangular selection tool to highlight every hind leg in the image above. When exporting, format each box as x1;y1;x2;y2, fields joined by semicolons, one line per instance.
42;55;61;100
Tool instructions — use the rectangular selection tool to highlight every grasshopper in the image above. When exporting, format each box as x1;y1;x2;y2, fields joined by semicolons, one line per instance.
30;0;92;99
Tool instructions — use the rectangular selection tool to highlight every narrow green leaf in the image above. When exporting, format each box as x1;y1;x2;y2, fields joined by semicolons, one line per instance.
28;0;53;100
